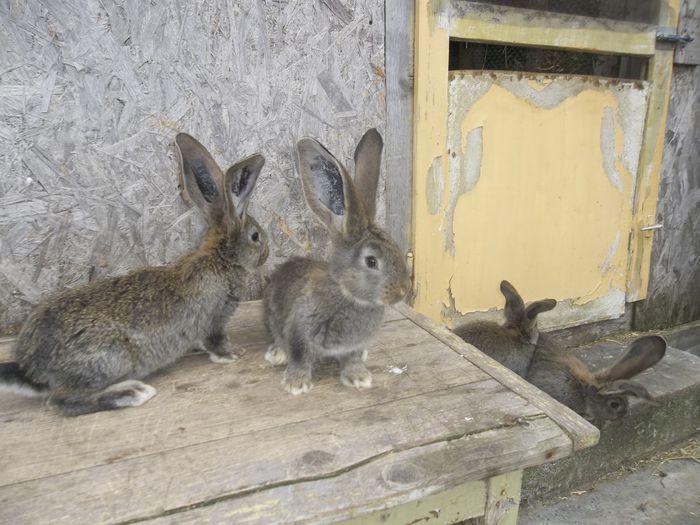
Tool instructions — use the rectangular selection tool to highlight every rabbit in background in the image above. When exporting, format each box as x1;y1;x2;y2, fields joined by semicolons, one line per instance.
528;332;667;427
453;280;667;427
263;129;411;395
0;133;269;416
452;280;556;378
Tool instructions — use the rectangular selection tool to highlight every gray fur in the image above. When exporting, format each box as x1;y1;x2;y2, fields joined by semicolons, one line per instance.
527;333;667;428
263;129;411;395
2;133;268;416
452;280;556;378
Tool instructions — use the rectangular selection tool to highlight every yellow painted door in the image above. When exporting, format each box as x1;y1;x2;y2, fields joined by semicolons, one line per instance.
412;1;679;330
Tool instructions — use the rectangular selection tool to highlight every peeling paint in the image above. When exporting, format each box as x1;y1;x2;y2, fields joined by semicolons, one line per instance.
546;289;627;330
444;126;482;255
425;156;444;216
600;106;623;192
599;231;621;274
614;87;650;185
447;288;626;332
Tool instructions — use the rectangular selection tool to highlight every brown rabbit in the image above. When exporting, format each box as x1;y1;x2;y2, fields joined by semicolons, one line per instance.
0;134;268;415
452;280;556;377
528;334;667;427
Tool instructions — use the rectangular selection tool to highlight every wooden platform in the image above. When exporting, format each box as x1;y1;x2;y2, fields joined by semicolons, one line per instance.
0;302;598;524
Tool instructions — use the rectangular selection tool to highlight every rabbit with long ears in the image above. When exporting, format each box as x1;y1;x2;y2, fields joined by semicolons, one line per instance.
452;280;556;377
263;129;411;395
0;134;268;415
528;333;667;427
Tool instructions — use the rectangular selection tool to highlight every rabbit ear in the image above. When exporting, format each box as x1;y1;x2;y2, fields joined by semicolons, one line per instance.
595;335;667;382
223;154;265;222
525;299;557;320
500;280;525;325
297;137;368;240
353;128;383;221
599;381;652;400
175;133;224;214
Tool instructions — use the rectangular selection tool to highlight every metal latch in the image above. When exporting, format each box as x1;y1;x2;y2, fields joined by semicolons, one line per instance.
656;29;694;44
641;223;663;232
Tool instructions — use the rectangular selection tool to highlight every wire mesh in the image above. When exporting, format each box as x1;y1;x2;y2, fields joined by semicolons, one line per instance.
465;0;658;24
449;41;648;80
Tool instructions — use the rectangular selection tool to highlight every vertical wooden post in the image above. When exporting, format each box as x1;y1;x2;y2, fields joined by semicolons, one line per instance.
385;0;415;256
479;470;523;525
412;0;450;316
627;0;682;301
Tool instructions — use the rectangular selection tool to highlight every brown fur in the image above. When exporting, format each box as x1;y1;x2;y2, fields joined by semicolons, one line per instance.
0;133;268;416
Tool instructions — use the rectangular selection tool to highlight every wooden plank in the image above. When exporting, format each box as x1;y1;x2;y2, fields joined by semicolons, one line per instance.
0;316;489;486
384;0;414;255
339;479;487;525
627;0;683;300
675;0;700;65
0;383;558;525
135;419;569;525
449;2;656;57
394;303;599;451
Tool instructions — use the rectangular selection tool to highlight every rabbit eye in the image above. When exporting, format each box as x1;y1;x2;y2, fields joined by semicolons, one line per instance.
364;255;378;269
251;231;260;242
609;400;621;410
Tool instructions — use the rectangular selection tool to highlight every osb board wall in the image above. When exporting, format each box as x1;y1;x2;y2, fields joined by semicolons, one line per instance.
0;0;385;333
634;64;700;330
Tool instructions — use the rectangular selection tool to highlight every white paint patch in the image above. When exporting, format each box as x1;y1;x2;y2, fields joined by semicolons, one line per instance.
426;156;444;216
600;106;623;192
599;231;621;274
461;127;484;193
538;288;627;331
444;126;484;255
614;84;650;189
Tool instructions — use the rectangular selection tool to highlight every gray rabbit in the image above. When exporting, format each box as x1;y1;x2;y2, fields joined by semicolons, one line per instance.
452;280;556;377
262;129;411;395
528;332;667;427
0;134;268;415
454;280;666;426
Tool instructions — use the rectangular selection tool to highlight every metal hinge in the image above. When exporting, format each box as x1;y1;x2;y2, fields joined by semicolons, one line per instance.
656;28;694;44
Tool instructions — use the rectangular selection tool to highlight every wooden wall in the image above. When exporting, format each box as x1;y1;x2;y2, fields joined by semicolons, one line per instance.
0;0;386;332
634;63;700;330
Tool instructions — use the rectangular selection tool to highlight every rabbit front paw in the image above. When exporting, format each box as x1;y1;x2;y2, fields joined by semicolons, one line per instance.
283;369;313;395
265;344;288;366
207;343;245;364
340;365;373;390
205;334;245;364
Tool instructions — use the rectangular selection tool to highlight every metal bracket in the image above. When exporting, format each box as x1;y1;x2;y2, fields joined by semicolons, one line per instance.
656;28;694;44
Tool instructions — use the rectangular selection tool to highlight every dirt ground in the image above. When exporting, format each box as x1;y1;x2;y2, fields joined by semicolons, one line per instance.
520;435;700;525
